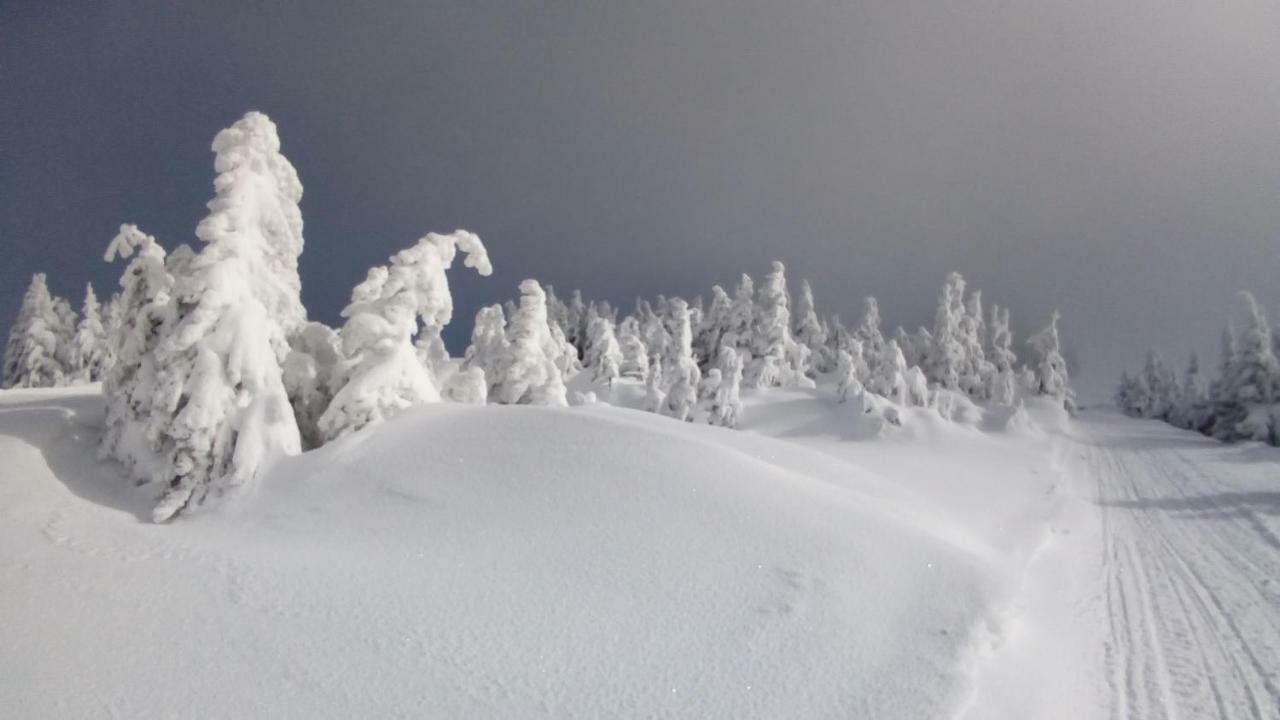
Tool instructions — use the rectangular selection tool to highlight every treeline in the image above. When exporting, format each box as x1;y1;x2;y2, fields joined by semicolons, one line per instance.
2;112;1075;522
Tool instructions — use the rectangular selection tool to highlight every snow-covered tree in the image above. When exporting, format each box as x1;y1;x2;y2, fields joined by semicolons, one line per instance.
925;272;966;390
834;349;863;403
662;298;700;421
68;283;108;383
1215;292;1280;442
747;261;803;388
643;354;666;413
3;273;67;388
721;274;755;356
100;225;176;475
140;113;315;521
871;339;909;405
1169;353;1206;430
856;297;885;375
584;314;623;385
695;285;732;367
51;296;78;375
1026;311;1075;412
283;321;343;449
1141;348;1177;420
443;366;488;405
617;315;649;379
793;279;828;373
707;346;743;428
958;289;992;398
493;279;567;406
321;230;494;440
987;304;1017;404
463;304;509;392
1114;371;1149;418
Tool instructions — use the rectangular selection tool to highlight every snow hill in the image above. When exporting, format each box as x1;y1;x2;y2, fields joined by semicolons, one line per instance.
0;383;1086;718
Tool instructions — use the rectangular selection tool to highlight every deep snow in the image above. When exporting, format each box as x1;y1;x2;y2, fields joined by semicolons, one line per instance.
2;385;1275;718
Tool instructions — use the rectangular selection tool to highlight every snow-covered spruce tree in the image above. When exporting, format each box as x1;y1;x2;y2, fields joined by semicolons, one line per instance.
1169;353;1206;430
139;113;315;521
905;366;930;407
100;225;176;474
584;314;623;385
282;321;343;449
871;339;910;405
463;304;509;393
986;304;1018;404
566;289;588;357
321;230;493;440
547;321;581;379
643;354;666;413
443;366;488;405
544;285;569;337
68;283;108;383
835;349;865;403
707;346;744;428
1141;348;1177;421
959;289;992;399
793;279;828;374
747;261;808;388
493;279;567;406
1026;311;1075;412
637;299;671;368
1214;292;1280;442
662;298;701;421
695;285;732;367
721;274;755;357
925;272;966;391
3;273;67;388
51;296;78;379
856;297;885;376
1114;371;1149;418
617;315;649;379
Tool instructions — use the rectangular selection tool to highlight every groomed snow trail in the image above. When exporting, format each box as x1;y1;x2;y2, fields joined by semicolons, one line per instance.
1080;410;1280;720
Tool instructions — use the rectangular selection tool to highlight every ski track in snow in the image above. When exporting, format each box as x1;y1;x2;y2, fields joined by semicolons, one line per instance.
1080;411;1280;720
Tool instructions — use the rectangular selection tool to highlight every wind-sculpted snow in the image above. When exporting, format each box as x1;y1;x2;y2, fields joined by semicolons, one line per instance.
12;387;1245;719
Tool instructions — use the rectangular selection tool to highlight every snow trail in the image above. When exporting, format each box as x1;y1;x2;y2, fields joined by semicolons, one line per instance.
1079;410;1280;720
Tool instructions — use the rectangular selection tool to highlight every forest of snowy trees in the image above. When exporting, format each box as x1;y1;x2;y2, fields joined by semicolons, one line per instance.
1116;291;1280;446
2;112;1075;522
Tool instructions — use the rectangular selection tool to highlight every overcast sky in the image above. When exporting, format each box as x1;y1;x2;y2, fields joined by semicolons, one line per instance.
3;1;1279;397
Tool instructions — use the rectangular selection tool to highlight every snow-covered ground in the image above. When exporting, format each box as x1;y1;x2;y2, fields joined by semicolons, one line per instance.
1;386;1277;718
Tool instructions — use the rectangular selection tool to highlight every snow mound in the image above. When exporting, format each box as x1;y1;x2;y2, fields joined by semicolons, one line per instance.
0;386;1068;718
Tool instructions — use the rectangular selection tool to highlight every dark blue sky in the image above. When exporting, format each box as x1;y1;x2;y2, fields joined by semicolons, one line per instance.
4;1;1279;395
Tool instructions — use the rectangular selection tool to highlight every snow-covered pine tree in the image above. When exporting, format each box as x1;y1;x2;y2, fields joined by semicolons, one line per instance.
617;315;649;379
959;289;992;399
707;346;743;428
643;354;666;413
695;285;732;367
1216;292;1280;442
856;297;885;375
925;272;966;391
463;304;509;392
584;314;623;385
721;274;755;358
747;261;803;388
661;298;701;421
142;113;314;521
443;366;488;405
835;349;863;403
1141;348;1177;420
871;339;910;405
1169;352;1205;430
987;304;1017;404
100;225;176;475
493;279;568;406
321;230;494;440
793;279;828;374
1026;311;1075;412
566;289;587;357
51;295;78;378
3;273;67;388
68;283;109;383
283;321;343;449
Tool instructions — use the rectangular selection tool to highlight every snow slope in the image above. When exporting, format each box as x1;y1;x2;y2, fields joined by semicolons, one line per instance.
0;385;1149;718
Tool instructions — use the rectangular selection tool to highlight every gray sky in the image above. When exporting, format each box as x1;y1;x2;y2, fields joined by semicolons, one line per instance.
3;0;1279;398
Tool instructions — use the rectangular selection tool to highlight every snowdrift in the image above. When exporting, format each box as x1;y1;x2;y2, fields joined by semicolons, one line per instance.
0;387;1069;718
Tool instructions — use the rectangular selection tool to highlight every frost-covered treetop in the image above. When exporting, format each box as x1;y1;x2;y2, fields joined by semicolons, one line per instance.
194;111;307;334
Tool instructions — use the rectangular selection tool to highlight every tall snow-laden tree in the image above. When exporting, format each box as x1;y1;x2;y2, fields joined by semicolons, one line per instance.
793;279;827;373
707;346;743;428
617;315;649;379
1216;292;1280;442
100;225;176;475
925;272;966;390
493;279;567;406
584;314;623;385
747;261;800;388
871;339;909;405
320;230;493;440
721;274;755;357
143;112;313;522
834;349;863;403
1142;348;1177;420
695;285;732;367
3;273;67;388
662;298;700;421
958;289;992;398
856;297;885;375
644;354;666;413
51;296;78;377
463;304;509;392
1114;371;1149;418
987;304;1017;404
1170;353;1205;430
1026;311;1075;411
68;283;108;383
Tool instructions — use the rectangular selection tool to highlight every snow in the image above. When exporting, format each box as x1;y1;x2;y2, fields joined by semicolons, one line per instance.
2;385;1277;718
